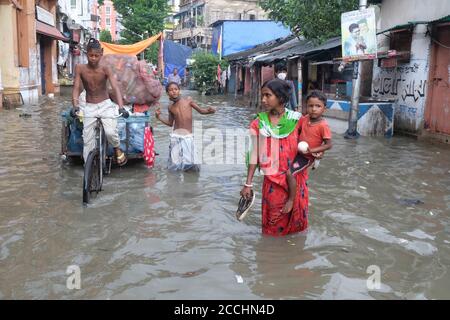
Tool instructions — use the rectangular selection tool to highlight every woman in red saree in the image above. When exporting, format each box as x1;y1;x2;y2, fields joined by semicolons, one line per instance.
241;79;309;236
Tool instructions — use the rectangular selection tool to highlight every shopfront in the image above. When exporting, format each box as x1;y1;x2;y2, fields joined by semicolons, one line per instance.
35;3;69;95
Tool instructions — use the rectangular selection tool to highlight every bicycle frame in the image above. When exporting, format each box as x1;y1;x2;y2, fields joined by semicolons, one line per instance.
86;113;123;178
81;112;126;204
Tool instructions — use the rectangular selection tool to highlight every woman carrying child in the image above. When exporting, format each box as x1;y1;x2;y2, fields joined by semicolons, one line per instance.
241;79;321;236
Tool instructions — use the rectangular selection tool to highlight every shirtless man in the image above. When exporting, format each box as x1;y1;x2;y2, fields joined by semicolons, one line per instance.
155;82;215;171
72;38;129;166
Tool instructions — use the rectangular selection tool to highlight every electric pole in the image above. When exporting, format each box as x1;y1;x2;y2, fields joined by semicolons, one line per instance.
345;0;368;139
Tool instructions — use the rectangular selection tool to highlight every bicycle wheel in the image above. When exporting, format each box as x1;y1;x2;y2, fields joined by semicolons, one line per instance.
83;150;101;204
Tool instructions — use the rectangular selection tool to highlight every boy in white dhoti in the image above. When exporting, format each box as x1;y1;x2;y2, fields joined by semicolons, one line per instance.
155;82;215;171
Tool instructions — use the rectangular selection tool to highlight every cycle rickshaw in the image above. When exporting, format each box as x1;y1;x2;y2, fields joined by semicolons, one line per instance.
60;108;153;204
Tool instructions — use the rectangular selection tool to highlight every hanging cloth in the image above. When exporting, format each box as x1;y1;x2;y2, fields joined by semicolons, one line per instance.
100;33;162;56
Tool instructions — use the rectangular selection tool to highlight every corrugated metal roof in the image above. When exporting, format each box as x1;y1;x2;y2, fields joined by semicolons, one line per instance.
225;35;341;65
254;36;341;64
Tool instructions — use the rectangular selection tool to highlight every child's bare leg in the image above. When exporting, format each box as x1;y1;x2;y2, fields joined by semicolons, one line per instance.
282;171;297;213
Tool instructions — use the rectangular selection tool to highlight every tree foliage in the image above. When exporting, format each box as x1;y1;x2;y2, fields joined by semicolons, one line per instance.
191;52;229;94
259;0;360;43
112;0;170;61
99;29;113;43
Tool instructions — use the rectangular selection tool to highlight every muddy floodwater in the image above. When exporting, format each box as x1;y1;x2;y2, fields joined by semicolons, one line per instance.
0;91;449;299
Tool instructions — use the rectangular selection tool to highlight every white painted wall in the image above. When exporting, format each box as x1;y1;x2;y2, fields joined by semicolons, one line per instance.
372;24;431;134
372;0;450;134
378;0;450;31
371;0;450;134
58;0;92;29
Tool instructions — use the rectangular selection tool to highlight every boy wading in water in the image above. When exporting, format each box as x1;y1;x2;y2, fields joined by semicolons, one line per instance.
72;38;129;166
155;82;215;171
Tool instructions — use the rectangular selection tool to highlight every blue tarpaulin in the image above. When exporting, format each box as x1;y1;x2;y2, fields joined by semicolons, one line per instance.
163;40;193;84
211;20;291;57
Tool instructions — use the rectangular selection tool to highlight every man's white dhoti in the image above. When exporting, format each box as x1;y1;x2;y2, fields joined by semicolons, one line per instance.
168;133;199;171
82;99;120;162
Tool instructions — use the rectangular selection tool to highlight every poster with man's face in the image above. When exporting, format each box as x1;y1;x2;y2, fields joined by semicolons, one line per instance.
341;7;377;60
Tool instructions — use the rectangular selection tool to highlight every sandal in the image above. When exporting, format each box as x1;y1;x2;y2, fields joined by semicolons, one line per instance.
116;150;128;166
236;190;255;221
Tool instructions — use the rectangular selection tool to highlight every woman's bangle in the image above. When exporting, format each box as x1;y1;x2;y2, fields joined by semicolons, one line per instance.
244;183;253;188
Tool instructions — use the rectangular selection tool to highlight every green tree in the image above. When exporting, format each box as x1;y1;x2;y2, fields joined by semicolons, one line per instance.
191;52;229;94
259;0;363;43
112;0;170;62
99;29;113;43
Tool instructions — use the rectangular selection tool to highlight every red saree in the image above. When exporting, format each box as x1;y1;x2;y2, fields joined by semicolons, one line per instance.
250;118;309;236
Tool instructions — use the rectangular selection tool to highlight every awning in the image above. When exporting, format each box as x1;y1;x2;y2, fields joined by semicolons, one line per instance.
36;20;69;42
254;36;341;64
377;15;450;34
377;23;415;35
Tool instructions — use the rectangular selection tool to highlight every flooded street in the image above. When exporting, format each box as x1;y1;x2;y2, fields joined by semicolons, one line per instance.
0;91;449;300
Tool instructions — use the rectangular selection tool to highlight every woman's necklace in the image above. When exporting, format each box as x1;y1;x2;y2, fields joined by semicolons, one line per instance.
269;108;284;117
269;108;284;126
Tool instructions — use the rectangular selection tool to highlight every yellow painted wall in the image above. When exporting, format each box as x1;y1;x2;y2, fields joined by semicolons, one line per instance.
0;3;20;92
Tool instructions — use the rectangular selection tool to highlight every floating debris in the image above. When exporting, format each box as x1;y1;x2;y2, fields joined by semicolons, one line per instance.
19;113;32;118
399;199;424;206
365;161;370;164
359;186;367;190
235;275;244;283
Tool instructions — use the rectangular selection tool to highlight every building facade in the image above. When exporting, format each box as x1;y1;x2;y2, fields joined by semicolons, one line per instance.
0;0;68;107
57;0;96;78
165;0;181;40
173;0;268;50
94;0;122;41
371;0;450;141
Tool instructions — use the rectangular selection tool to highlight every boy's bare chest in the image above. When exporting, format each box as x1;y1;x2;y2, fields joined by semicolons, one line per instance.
170;103;192;117
81;68;107;86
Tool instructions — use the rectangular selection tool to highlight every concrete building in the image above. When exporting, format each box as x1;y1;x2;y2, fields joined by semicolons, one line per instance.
165;0;181;40
57;0;96;78
173;0;268;50
57;0;97;39
0;0;68;107
371;0;450;142
95;0;122;41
